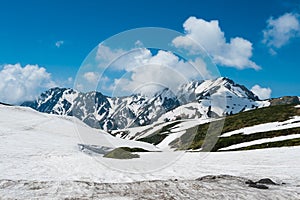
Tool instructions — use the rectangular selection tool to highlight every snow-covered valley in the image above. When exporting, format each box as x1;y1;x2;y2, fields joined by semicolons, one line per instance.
0;105;300;199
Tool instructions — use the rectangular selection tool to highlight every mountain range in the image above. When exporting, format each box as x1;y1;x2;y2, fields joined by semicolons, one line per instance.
21;77;276;131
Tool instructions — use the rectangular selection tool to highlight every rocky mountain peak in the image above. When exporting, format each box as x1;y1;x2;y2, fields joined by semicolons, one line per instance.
21;77;267;130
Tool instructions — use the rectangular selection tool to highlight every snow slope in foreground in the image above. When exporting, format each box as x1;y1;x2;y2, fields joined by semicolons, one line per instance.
0;105;158;150
0;105;300;199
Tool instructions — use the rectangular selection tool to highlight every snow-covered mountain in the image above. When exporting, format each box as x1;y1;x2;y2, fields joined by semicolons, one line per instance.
21;87;180;131
21;77;269;131
160;77;269;122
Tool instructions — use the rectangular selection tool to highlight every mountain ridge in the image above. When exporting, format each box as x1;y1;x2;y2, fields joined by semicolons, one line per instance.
21;77;269;131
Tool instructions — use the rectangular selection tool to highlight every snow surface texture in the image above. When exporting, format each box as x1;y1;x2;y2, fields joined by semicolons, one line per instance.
1;105;300;199
1;176;299;199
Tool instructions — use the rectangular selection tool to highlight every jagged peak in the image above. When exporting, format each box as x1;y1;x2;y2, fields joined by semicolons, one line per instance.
202;77;259;101
85;90;106;97
39;87;76;96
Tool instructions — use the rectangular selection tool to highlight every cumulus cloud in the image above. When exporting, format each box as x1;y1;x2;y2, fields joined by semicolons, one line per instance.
114;48;152;71
263;13;300;54
96;45;125;68
95;45;212;96
251;84;272;100
172;16;260;70
189;58;213;80
111;49;201;95
0;63;56;104
83;72;99;83
55;40;64;48
56;76;73;89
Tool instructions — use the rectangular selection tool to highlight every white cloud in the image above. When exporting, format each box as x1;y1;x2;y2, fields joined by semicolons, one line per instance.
115;49;212;95
83;72;99;83
113;48;152;71
55;76;74;89
251;84;272;100
190;58;213;79
81;72;112;92
0;63;56;104
95;45;212;96
98;76;111;91
96;45;125;68
263;13;300;52
55;40;64;48
172;16;260;70
96;46;153;73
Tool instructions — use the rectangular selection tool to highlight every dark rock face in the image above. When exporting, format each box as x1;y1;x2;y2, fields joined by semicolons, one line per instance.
256;178;277;185
245;180;256;185
245;178;278;189
248;183;269;190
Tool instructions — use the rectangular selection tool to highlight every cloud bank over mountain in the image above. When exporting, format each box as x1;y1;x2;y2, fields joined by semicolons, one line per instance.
0;63;56;104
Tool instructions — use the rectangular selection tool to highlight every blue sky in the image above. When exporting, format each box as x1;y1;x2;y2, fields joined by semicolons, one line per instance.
0;0;299;103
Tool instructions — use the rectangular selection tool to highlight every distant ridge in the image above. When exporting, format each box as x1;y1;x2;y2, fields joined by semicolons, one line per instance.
270;96;300;106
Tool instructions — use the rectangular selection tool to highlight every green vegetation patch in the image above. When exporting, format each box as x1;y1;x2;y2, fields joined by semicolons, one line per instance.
137;133;168;145
159;121;181;133
214;127;300;151
170;120;224;151
103;147;140;159
137;104;300;151
169;126;199;150
171;104;300;151
221;104;300;133
137;121;181;145
119;147;149;152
